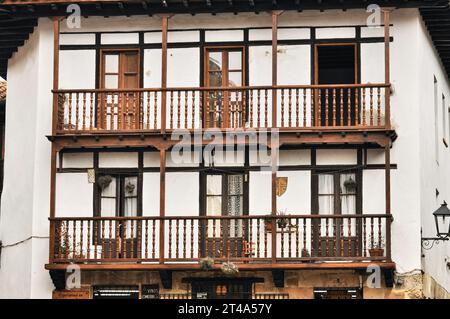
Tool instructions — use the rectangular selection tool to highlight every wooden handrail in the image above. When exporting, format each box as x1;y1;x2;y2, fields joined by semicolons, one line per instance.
52;83;390;94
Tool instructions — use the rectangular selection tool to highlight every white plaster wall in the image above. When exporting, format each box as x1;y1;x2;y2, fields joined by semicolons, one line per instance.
0;19;54;298
98;152;138;168
59;50;96;89
142;172;160;217
416;12;450;295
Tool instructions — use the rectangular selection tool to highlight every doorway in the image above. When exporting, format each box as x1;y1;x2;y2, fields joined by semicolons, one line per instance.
201;173;247;259
204;47;245;129
99;49;140;130
314;44;358;126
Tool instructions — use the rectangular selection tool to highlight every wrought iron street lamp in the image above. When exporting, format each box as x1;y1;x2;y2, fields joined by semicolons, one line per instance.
421;202;450;250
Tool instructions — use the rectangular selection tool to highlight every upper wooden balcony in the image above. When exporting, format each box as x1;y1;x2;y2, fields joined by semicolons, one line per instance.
51;83;394;149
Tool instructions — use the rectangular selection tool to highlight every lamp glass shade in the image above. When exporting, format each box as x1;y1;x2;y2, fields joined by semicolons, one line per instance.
433;203;450;237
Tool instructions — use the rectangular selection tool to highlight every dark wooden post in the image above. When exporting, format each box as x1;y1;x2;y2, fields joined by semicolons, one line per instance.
159;148;166;263
161;15;169;134
49;17;60;263
385;143;392;261
271;11;279;129
384;10;391;130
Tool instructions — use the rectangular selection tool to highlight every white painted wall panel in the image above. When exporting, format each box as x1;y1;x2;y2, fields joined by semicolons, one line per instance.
316;27;355;39
101;33;139;44
142;172;159;217
361;43;385;84
55;173;93;217
279;150;311;166
59;50;96;89
98;152;139;168
166;172;199;216
205;30;243;42
277;171;311;214
249;171;271;215
316;149;357;165
61;152;94;168
361;26;384;38
60;33;96;45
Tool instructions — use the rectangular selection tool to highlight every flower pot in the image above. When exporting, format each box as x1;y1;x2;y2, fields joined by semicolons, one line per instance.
369;248;384;257
264;222;273;232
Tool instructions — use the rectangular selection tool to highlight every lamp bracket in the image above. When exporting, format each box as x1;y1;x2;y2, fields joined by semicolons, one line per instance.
421;236;449;250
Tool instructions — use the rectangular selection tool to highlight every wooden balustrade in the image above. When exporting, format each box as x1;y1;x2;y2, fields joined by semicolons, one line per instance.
49;214;390;264
53;83;390;133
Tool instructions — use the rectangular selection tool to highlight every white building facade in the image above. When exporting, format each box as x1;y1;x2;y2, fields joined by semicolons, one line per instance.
0;1;449;299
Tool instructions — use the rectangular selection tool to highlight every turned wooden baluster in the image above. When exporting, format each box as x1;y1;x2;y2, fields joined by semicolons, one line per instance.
288;219;292;258
256;218;261;258
288;88;293;127
249;90;254;128
144;220;149;259
325;89;329;126
182;219;187;259
169;91;174;129
72;221;76;260
75;93;80;130
177;91;182;129
154;92;158;129
281;89;285;127
378;217;382;253
370;87;374;126
325;218;329;257
80;220;84;260
318;89;322;127
332;89;336;127
377;87;382;126
175;219;180;259
362;88;367;126
302;218;307;258
296;88;300;127
370;217;374;252
89;93;94;130
340;88;344;126
257;89;261;128
190;219;194;259
191;91;196;129
130;220;135;258
152;220;156;259
355;88;359;126
264;218;268;259
347;88;351;126
347;217;352;256
81;93;86;130
243;218;248;258
137;220;142;260
363;217;367;257
184;91;188;129
67;93;73;130
168;219;173;259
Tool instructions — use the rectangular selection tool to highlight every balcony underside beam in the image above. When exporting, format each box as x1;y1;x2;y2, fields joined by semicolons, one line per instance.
47;129;396;151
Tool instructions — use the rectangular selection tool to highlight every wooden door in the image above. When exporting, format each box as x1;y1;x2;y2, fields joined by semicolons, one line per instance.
100;50;140;130
204;47;245;129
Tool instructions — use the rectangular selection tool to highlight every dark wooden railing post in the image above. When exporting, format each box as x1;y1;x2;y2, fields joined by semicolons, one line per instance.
385;143;392;261
271;11;280;129
159;148;166;263
384;10;391;130
161;15;169;134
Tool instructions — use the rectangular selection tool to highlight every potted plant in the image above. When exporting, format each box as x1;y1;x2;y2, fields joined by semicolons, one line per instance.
125;181;135;194
368;235;385;257
97;175;113;190
263;216;273;232
276;210;289;229
221;262;239;275
343;177;357;193
199;257;214;271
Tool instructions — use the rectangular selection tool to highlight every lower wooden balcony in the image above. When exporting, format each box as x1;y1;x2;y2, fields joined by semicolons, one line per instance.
47;214;393;270
51;84;393;148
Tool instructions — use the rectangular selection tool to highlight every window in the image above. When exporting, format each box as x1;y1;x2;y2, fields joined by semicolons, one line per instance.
97;174;139;217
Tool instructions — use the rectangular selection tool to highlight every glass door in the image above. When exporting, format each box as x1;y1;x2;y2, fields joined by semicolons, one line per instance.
204;47;244;129
100;50;140;130
204;173;245;258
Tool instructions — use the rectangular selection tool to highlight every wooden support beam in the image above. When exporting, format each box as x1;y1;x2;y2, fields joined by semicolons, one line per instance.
161;15;169;134
385;143;392;262
49;18;60;264
159;148;166;263
384;10;391;130
271;11;278;129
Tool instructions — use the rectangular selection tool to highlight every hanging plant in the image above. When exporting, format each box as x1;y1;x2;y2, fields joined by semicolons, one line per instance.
343;177;357;193
221;262;239;275
125;181;136;194
199;257;215;271
97;175;113;190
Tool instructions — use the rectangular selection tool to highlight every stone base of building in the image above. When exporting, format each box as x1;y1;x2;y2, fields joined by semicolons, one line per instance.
422;273;450;299
52;269;426;299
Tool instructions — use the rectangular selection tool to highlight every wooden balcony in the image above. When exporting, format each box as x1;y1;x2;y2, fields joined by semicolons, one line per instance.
48;214;392;270
51;84;394;149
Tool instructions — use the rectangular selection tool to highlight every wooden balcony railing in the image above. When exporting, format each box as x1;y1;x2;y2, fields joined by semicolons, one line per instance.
53;84;390;134
49;214;391;265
